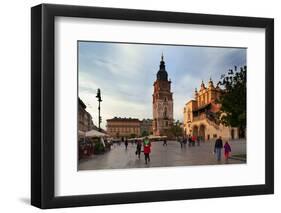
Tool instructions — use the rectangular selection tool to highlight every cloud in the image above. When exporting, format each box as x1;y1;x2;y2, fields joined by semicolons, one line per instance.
79;42;246;128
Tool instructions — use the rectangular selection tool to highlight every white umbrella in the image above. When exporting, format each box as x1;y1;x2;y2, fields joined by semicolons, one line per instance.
85;129;106;137
78;130;86;136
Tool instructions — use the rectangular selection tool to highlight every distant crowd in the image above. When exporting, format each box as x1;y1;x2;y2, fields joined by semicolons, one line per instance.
119;135;232;164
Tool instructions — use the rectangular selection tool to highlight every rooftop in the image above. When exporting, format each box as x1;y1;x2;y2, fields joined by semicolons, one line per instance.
107;117;140;122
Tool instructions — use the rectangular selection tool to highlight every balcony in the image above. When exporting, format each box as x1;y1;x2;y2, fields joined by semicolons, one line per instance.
193;114;207;121
192;113;220;129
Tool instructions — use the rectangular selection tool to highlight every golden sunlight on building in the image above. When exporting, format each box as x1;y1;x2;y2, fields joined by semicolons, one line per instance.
183;79;239;141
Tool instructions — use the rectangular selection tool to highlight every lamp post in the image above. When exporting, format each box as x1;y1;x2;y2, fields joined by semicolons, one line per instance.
96;88;102;131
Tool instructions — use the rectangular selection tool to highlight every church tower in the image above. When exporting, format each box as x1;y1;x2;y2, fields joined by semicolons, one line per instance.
152;54;173;136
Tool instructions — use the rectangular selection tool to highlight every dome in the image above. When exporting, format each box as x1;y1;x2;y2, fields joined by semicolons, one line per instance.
200;80;206;91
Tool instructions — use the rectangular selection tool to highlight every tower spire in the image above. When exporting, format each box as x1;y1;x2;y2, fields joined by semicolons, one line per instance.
157;53;168;80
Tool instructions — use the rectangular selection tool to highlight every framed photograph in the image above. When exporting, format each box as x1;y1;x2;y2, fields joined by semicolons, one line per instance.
31;4;274;209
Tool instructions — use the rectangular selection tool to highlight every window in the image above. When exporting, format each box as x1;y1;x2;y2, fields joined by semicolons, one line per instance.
164;107;167;117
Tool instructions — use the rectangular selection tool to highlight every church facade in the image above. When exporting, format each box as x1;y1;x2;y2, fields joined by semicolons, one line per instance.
152;54;173;136
183;79;239;141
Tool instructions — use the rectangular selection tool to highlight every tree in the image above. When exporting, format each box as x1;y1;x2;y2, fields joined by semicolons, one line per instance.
168;120;184;138
130;133;137;138
217;65;246;137
141;130;149;137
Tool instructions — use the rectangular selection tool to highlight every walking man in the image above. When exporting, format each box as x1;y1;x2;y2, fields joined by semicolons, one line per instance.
163;138;167;146
183;136;187;148
188;135;192;147
214;136;223;161
125;138;128;150
180;137;183;148
197;136;201;146
135;140;142;159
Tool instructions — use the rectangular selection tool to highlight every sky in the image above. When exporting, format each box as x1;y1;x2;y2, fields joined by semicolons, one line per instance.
78;41;246;129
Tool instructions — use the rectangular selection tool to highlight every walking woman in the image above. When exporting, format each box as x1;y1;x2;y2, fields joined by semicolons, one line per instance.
143;137;151;164
224;141;232;162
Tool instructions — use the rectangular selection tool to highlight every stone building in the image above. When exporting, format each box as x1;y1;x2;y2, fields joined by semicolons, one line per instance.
106;117;141;138
78;98;94;132
140;119;153;136
183;79;239;141
152;54;174;136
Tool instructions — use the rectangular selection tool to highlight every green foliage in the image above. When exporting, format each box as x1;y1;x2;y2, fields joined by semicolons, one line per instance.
217;65;246;131
141;130;149;137
168;120;184;137
94;142;105;154
130;133;137;138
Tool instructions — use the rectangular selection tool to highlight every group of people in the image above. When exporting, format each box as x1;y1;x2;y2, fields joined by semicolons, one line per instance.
121;137;152;165
176;135;232;162
214;136;232;162
179;135;232;162
177;135;201;148
122;135;232;164
135;137;151;164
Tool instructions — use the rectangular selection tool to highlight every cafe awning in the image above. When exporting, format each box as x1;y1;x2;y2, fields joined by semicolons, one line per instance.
85;129;107;137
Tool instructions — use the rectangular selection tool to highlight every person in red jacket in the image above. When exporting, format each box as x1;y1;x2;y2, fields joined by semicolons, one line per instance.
143;137;151;164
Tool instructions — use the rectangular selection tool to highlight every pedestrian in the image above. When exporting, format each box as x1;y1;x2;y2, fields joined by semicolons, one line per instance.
125;139;128;150
197;136;200;146
143;137;151;164
183;136;187;148
188;135;192;147
163;138;167;146
135;140;142;159
214;136;223;161
191;135;196;146
180;137;183;148
224;141;232;162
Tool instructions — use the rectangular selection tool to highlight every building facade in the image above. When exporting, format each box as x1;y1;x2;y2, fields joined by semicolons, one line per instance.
183;79;239;141
140;119;153;136
152;54;174;136
106;117;141;138
78;98;94;132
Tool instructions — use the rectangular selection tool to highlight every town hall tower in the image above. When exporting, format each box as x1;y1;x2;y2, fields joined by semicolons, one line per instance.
152;54;173;136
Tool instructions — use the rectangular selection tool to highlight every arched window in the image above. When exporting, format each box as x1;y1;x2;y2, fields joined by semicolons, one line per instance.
164;107;167;117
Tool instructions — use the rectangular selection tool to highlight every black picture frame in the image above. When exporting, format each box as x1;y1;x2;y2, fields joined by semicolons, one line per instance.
31;3;274;209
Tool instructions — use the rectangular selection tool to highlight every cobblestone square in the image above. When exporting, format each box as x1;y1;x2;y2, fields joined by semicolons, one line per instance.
78;139;246;170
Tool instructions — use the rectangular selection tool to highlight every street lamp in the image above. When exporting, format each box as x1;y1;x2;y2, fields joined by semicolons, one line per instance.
96;88;102;131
